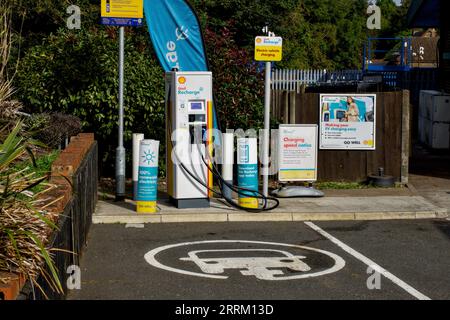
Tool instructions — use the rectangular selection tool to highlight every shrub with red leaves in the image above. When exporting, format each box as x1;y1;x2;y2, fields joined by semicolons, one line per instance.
204;24;265;131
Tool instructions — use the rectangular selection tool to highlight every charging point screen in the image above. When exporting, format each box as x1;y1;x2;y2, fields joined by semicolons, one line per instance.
189;101;204;111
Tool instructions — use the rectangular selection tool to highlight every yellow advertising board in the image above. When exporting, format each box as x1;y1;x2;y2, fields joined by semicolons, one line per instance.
101;0;143;26
279;169;316;181
254;36;283;62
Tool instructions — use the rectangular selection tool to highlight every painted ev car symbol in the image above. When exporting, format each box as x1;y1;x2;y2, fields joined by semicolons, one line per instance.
144;240;346;281
180;249;312;280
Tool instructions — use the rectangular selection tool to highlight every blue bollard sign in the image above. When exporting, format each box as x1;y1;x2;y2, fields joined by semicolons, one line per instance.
237;138;259;209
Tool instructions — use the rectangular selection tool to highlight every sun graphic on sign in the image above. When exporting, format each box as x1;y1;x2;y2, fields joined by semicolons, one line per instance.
142;150;156;165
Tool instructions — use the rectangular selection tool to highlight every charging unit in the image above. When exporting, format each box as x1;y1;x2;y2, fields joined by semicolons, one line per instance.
165;71;214;209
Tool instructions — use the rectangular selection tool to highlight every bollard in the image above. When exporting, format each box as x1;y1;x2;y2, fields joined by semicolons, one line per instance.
132;133;145;200
222;133;234;201
136;139;160;214
237;137;259;209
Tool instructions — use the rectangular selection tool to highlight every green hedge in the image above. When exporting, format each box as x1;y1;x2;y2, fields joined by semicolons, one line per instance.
16;28;166;175
15;23;269;177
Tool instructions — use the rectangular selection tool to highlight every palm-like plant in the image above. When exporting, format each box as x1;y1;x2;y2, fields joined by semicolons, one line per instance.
0;122;63;298
0;0;64;299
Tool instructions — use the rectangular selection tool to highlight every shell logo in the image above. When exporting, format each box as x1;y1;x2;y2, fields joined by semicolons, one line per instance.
256;38;262;44
178;77;186;84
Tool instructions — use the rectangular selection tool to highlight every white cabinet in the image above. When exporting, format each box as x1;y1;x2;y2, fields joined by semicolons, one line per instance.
418;90;450;149
433;95;450;122
419;117;450;149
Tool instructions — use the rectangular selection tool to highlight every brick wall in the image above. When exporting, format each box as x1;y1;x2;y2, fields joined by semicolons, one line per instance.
0;133;96;300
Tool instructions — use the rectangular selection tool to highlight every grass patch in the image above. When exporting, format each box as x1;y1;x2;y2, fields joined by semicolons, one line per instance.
315;181;369;190
7;150;60;193
10;150;60;176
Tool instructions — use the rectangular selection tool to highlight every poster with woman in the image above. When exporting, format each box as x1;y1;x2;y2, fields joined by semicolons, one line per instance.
319;94;376;150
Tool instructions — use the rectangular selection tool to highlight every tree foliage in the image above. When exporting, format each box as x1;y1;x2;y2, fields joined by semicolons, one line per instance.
9;0;412;175
192;0;410;69
205;25;265;130
15;28;166;174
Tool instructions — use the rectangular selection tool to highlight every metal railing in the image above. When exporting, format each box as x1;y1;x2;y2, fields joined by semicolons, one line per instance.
271;69;363;92
271;68;439;96
18;142;98;300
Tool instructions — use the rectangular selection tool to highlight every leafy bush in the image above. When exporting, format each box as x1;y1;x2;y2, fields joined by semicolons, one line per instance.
25;112;82;149
16;28;165;175
205;25;265;131
14;22;269;175
0;122;62;297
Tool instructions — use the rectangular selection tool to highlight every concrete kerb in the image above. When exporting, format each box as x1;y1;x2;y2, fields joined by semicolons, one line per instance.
92;196;449;224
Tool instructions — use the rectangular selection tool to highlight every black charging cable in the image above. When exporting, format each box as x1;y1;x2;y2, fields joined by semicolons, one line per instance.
166;84;279;212
195;136;280;212
169;123;279;212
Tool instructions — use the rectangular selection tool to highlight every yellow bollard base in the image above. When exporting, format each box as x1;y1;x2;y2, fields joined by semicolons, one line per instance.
238;198;259;209
136;201;158;214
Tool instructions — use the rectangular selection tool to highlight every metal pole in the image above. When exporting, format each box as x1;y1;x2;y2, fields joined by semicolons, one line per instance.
262;61;271;197
116;26;126;200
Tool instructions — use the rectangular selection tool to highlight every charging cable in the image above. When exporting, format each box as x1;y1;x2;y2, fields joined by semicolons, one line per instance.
169;122;279;212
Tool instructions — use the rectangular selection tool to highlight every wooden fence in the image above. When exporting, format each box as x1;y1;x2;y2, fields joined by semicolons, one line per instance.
271;90;410;183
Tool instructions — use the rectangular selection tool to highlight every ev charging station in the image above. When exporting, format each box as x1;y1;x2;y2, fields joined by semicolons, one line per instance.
111;0;310;214
165;71;214;209
132;69;281;213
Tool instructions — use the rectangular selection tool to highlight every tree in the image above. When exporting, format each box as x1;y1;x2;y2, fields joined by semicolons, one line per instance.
15;28;166;175
193;0;370;69
204;24;265;130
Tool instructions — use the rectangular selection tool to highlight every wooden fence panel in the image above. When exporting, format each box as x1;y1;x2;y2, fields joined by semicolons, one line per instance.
272;90;408;182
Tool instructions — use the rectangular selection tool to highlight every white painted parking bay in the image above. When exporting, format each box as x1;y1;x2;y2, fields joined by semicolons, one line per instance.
68;220;450;300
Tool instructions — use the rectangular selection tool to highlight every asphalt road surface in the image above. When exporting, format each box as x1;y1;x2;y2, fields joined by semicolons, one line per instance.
68;219;450;300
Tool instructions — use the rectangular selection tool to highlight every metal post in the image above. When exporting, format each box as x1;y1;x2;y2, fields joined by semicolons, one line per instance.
116;27;126;200
362;42;366;71
262;61;271;197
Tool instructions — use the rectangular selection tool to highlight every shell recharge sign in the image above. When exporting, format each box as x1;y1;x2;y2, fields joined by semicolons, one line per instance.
254;36;283;62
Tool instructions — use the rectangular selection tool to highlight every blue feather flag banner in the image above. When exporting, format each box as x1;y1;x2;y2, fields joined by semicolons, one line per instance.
143;0;208;72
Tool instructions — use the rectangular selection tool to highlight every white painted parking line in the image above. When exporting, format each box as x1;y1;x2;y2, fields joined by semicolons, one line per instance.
304;222;431;300
125;223;145;228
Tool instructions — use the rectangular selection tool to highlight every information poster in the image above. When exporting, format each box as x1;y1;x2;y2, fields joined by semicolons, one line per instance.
278;125;318;182
101;0;144;26
319;94;376;150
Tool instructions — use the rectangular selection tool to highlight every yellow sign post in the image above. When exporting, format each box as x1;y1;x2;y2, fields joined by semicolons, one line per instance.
101;0;144;26
254;36;283;62
256;33;283;197
100;1;143;200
